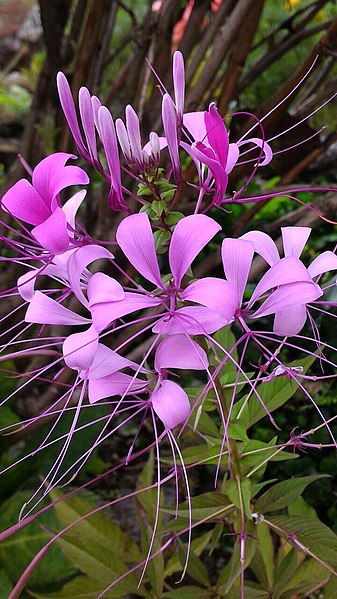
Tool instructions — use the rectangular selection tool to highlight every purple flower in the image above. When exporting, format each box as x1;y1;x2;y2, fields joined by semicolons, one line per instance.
1;153;89;255
88;212;238;335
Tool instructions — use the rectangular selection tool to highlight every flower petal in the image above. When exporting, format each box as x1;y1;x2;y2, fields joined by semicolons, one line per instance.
67;246;115;307
181;277;238;320
97;106;126;211
169;214;221;288
155;335;208;372
89;290;162;332
62;190;87;234
63;325;99;370
79;86;98;163
57;72;88;158
25;291;90;326
173;50;185;122
153;306;228;335
88;373;147;404
204;103;228;169
281;226;311;258
116;213;163;288
308;251;337;278
237;137;273;167
273;305;307;336
32;207;69;254
183;111;207;142
249;256;312;307
221;238;254;305
151;380;190;429
162;93;180;181
1;179;50;225
252;281;322;319
240;230;280;266
32;153;89;205
88;343;141;379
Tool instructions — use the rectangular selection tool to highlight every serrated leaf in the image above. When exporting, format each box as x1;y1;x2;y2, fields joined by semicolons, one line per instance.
29;574;143;599
256;522;274;588
254;475;329;513
324;574;337;599
279;558;329;595
232;356;315;428
164;492;232;522
287;495;318;518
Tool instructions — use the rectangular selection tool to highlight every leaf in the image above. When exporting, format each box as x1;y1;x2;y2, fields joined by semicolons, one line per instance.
254;474;329;513
217;521;256;592
256;522;274;588
29;575;141;599
232;356;315;428
268;515;337;570
225;478;252;519
239;438;297;479
165;531;212;577
212;325;238;375
179;441;228;467
272;547;298;595
178;541;211;587
164;492;233;522
324;574;337;599
277;558;329;595
288;495;318;518
0;492;75;589
0;570;12;598
163;587;210;598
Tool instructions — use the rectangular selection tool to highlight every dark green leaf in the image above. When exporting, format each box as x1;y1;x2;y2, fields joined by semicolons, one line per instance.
254;475;329;513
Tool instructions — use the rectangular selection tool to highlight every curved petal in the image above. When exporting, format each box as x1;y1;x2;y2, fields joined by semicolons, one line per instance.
181;277;238;320
97;106;126;211
88;343;141;380
221;238;254;305
88;373;147;404
116;213;163;288
153;306;228;335
25;291;90;326
63;325;99;370
79;86;98;163
169;214;221;288
32;207;69;255
308;251;337;278
1;179;50;225
151;380;190;429
162;94;180;181
32;153;89;205
67;246;115;307
125;105;143;165
155;335;208;372
252;281;322;319
204;103;228;169
183;111;207;142
249;256;311;307
237;137;273;166
226;144;240;174
173;50;185;121
273;305;307;336
89;290;162;332
188;142;228;204
62;190;87;234
240;230;280;266
281;226;311;258
57;72;88;158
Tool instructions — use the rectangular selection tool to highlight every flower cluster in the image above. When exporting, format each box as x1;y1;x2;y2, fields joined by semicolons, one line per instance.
1;50;337;596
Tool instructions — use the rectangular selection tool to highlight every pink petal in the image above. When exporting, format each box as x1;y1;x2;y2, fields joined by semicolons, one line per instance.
67;246;115;307
62;190;86;233
252;281;322;319
183;111;207;142
237;137;273;167
281;226;311;258
57;72;88;158
153;306;228;335
88;343;140;379
1;179;51;225
151;380;190;429
249;256;312;307
221;238;254;305
204;103;228;169
116;213;163;288
154;335;208;372
173;50;185;121
116;118;132;162
188;142;228;204
88;373;147;404
308;251;337;278
25;291;90;326
273;304;307;336
17;271;37;301
226;144;240;174
79;86;98;162
97;106;126;211
125;105;143;165
63;325;99;370
240;231;280;266
32;153;89;205
162;93;180;180
32;207;69;254
89;290;162;332
169;214;221;288
181;277;238;320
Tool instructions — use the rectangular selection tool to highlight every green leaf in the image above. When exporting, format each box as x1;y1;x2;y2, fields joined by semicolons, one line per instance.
324;574;337;599
217;522;256;592
211;326;238;375
164;492;233;522
225;478;252;519
240;438;297;479
256;523;274;588
254;474;329;513
268;515;337;570
178;542;211;587
163;587;210;598
29;575;141;599
232;355;315;428
210;522;224;555
180;441;228;467
0;492;75;589
272;547;298;595
278;558;329;595
154;229;171;253
0;570;12;597
288;495;319;518
165;531;212;577
164;211;185;225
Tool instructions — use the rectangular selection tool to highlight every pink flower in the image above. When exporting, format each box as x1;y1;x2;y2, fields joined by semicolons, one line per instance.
1;153;89;255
